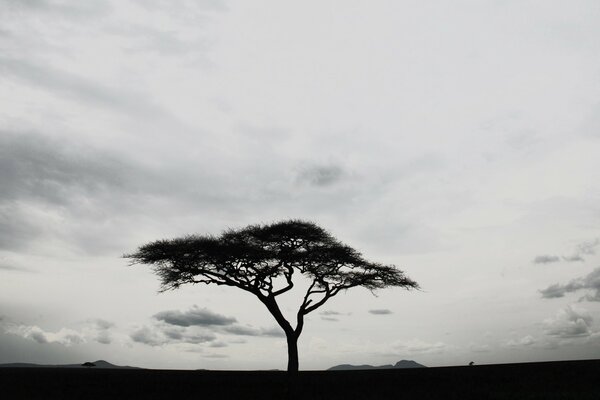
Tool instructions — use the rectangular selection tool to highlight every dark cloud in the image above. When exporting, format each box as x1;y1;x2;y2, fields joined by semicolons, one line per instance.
153;305;283;338
154;306;236;327
544;306;593;338
534;239;599;265
533;255;560;264
539;267;600;301
298;165;345;187
369;309;393;315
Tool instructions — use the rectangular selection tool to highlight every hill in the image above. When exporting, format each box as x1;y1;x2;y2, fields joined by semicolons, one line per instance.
328;359;426;370
0;360;140;369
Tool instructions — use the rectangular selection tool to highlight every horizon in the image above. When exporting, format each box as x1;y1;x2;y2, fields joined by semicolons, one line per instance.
1;0;600;371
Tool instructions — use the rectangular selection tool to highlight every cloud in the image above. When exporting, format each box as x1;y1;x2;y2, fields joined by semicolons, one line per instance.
153;306;236;327
87;319;114;344
539;267;600;301
506;335;536;347
131;324;217;347
1;0;112;18
4;324;85;346
369;309;393;315
0;263;35;273
297;164;345;187
0;57;173;121
320;310;342;316
391;339;446;355
543;305;593;338
92;319;115;330
222;325;284;338
153;305;284;338
533;255;560;264
130;326;165;347
534;239;600;264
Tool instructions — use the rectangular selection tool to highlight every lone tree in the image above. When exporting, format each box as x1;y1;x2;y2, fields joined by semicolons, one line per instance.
125;220;418;373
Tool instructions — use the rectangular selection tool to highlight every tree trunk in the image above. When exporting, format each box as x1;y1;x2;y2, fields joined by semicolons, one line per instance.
286;333;299;374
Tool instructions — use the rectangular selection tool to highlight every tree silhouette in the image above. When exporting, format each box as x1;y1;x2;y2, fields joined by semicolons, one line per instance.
125;219;418;373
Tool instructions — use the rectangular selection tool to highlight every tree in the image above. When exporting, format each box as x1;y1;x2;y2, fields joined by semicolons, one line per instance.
125;220;418;373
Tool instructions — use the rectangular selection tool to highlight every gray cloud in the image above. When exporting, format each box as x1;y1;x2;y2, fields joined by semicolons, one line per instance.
0;131;233;254
0;57;173;121
0;132;127;204
320;310;342;316
320;317;339;322
153;306;284;338
95;331;111;345
92;319;115;330
297;164;345;187
222;325;284;338
534;239;599;265
2;0;112;18
562;255;584;262
88;319;114;345
540;267;600;301
154;306;236;327
369;309;393;315
544;306;593;338
0;263;35;273
130;324;218;347
533;255;560;264
130;326;165;347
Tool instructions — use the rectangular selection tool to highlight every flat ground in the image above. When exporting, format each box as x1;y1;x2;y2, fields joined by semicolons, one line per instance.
1;359;599;399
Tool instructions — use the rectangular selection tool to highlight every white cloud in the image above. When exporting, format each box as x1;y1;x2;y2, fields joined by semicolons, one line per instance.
506;335;536;347
543;305;593;338
4;324;85;346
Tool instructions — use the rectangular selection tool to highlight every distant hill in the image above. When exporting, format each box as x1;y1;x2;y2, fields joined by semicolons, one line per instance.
328;360;426;371
0;360;140;369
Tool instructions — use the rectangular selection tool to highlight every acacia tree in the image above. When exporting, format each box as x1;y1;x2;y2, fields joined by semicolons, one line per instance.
125;220;418;373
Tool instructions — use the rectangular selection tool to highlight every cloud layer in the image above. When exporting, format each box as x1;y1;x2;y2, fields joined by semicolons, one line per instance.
540;267;600;301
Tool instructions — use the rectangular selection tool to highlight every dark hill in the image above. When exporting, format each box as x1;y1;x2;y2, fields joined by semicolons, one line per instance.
0;360;139;369
328;359;426;370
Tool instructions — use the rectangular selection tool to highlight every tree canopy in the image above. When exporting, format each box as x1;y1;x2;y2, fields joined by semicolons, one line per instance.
126;219;419;372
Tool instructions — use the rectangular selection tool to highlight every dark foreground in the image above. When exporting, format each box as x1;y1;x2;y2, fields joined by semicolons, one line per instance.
2;359;599;399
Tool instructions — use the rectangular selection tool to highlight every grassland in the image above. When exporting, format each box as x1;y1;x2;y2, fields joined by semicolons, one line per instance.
1;359;599;399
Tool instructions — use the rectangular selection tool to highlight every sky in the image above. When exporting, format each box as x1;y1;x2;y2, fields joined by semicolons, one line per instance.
1;0;600;370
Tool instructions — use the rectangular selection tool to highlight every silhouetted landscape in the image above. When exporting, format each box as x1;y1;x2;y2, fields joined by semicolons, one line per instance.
328;359;426;370
1;359;599;399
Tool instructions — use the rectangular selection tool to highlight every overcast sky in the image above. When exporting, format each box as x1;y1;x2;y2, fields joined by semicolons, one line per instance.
1;0;600;370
